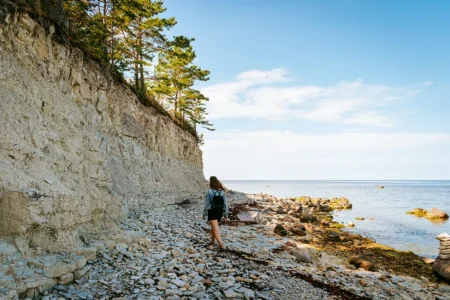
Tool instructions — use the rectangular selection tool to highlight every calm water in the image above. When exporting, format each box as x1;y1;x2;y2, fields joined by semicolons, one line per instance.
223;180;450;258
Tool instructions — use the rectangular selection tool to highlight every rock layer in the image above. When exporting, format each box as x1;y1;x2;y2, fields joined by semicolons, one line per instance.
0;14;205;252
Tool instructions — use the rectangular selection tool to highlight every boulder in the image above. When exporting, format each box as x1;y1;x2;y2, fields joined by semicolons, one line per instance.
274;224;288;236
276;207;286;214
350;255;375;271
325;231;341;242
338;197;349;205
236;211;262;223
281;216;295;223
406;208;428;216
320;205;331;212
433;258;450;283
421;257;435;264
348;222;355;227
428;208;449;219
303;223;315;233
291;227;306;236
299;214;318;223
291;249;312;263
320;220;330;227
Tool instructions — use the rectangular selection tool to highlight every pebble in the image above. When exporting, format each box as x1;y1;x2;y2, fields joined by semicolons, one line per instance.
29;192;449;300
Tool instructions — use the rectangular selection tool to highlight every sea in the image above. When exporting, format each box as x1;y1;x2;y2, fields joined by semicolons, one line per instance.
222;180;450;258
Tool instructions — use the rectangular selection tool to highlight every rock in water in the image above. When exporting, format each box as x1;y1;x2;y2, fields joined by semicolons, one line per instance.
428;208;449;219
433;258;450;283
350;255;375;271
291;249;312;263
406;208;428;216
274;224;288;236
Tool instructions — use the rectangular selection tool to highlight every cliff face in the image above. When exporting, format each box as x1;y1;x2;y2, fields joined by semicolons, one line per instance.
0;14;205;252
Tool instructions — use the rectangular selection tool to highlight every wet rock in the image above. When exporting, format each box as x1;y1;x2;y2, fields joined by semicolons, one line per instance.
406;208;428;216
350;255;375;271
348;222;355;227
355;217;365;221
274;224;288;236
427;208;449;219
325;231;340;242
291;227;306;236
291;249;312;263
319;205;331;212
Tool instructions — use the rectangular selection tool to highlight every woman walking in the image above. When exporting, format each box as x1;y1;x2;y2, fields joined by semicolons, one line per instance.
203;176;229;248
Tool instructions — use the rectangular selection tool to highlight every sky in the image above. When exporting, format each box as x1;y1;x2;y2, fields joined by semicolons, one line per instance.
164;0;450;180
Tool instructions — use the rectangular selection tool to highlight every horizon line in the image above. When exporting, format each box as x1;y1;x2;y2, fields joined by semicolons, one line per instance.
221;179;450;181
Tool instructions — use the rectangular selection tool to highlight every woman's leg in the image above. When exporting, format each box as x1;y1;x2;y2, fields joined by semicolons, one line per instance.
210;220;223;247
209;220;216;245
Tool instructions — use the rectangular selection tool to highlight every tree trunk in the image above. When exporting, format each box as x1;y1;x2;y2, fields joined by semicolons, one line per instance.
138;17;145;96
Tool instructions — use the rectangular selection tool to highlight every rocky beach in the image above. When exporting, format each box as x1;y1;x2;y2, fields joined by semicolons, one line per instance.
2;191;449;300
1;3;450;300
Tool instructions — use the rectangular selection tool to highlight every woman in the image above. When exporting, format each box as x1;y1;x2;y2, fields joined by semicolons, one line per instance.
203;176;229;248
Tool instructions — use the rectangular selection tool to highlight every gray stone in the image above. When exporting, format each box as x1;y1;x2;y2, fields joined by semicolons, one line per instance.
237;211;262;223
291;249;312;263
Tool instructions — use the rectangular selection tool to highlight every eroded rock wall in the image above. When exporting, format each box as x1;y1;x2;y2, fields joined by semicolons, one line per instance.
0;14;205;252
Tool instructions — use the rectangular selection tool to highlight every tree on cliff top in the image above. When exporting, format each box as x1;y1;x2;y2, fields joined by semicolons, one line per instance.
63;0;212;141
150;36;213;131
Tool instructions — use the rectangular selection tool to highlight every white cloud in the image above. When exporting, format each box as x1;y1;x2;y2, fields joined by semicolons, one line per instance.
202;130;450;180
202;70;428;126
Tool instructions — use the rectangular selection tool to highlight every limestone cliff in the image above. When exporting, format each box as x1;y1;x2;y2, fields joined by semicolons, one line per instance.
0;14;206;252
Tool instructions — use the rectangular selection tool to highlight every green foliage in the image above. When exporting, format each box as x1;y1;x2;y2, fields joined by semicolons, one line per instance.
62;0;212;142
150;37;213;132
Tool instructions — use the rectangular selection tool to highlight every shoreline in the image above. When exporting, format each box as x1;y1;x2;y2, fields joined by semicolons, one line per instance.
2;190;449;299
226;192;439;282
223;180;449;259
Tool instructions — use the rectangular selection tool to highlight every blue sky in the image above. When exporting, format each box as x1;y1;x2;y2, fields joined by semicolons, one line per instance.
164;0;450;180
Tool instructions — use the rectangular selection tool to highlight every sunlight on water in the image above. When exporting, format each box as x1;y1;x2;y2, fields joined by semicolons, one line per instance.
223;180;450;258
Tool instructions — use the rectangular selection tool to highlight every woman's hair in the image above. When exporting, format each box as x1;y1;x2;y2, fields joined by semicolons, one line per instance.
209;176;227;192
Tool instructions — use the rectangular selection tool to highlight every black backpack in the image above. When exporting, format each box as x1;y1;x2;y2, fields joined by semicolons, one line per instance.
211;190;224;210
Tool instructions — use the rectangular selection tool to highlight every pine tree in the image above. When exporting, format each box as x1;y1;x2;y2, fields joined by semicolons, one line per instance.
123;0;176;97
151;36;211;132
